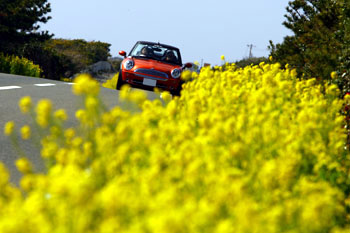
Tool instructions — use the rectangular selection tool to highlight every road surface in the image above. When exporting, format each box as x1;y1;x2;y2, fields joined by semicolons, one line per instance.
0;73;158;184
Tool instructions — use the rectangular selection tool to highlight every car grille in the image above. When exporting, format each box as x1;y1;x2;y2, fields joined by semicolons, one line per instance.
134;69;168;79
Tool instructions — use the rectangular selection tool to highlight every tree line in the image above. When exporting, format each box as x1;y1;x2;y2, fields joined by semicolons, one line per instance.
2;0;350;93
0;0;111;80
269;0;350;96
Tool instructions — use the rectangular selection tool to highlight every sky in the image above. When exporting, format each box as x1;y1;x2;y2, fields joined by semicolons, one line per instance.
40;0;292;66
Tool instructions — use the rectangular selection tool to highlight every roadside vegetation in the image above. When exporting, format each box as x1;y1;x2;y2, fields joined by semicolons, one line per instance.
0;54;42;77
269;0;350;96
102;73;119;89
1;0;350;232
2;63;350;232
233;57;270;69
0;0;113;80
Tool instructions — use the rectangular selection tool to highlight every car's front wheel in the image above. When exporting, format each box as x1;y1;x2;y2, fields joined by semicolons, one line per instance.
116;71;125;90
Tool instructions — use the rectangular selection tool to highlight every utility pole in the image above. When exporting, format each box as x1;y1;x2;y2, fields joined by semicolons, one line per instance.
247;44;255;59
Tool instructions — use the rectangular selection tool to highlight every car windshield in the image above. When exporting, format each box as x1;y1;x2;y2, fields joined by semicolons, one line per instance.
129;42;182;65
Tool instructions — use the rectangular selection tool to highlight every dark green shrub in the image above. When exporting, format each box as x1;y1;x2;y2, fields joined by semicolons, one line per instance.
21;42;74;80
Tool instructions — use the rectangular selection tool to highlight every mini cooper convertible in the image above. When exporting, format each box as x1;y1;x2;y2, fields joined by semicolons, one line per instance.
117;41;192;95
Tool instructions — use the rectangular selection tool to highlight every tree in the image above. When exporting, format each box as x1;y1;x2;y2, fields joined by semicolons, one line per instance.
269;0;343;82
336;0;350;93
45;39;112;76
21;42;75;80
0;0;52;55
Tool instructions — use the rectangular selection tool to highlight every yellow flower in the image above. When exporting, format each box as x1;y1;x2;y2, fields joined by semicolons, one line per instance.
20;175;34;191
85;96;99;111
181;70;192;81
330;71;337;79
4;121;15;136
73;74;90;95
344;93;350;102
221;55;225;60
41;141;58;159
64;128;75;139
54;109;68;121
161;91;172;102
35;99;52;128
18;96;32;114
0;162;10;186
20;125;31;140
1;59;349;233
129;91;147;106
83;142;93;157
15;157;32;174
73;74;100;96
75;109;87;122
291;69;298;78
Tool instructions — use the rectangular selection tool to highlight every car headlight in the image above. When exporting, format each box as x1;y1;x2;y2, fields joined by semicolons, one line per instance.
171;68;181;79
123;59;134;70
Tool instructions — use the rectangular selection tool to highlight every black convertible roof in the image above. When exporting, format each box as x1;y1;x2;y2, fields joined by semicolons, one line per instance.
136;41;179;50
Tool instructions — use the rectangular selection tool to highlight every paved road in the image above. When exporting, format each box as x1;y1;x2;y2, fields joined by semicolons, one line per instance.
0;73;158;184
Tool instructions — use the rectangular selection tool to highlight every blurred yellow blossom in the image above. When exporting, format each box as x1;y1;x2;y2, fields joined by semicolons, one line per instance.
20;125;31;140
35;99;52;128
331;71;338;79
19;96;32;114
1;64;349;233
15;157;32;174
161;91;172;102
73;74;100;96
54;109;68;121
4;121;15;136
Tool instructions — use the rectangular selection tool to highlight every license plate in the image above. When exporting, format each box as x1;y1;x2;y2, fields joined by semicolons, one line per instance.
143;78;156;87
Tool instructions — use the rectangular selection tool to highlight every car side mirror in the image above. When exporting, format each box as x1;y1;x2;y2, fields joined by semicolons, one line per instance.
119;50;127;57
183;63;192;69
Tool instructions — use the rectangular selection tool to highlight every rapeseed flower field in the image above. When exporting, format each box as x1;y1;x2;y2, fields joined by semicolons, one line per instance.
1;62;350;233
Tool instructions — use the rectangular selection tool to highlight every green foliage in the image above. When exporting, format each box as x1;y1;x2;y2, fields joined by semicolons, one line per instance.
0;0;52;55
0;1;111;80
0;0;57;79
234;57;270;68
0;53;42;77
21;42;75;80
46;39;112;75
336;0;350;94
108;58;122;72
269;0;345;87
6;38;112;80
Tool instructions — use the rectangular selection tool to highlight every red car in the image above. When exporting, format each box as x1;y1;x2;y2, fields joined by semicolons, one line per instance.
117;41;192;95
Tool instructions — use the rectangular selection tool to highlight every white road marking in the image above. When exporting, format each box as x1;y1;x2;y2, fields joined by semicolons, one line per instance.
0;82;71;91
0;86;22;90
34;83;56;87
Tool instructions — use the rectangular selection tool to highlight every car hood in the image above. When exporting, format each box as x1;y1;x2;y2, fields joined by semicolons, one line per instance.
132;58;181;73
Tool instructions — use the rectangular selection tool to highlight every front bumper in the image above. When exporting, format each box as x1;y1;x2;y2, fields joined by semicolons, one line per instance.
122;70;180;91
